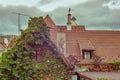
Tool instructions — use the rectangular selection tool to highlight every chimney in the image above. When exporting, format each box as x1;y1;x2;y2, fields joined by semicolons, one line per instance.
67;8;72;30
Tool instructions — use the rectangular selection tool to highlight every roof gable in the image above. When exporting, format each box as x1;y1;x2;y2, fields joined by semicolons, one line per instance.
44;15;56;28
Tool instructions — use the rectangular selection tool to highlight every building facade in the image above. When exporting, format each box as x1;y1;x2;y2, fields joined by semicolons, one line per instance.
44;10;120;64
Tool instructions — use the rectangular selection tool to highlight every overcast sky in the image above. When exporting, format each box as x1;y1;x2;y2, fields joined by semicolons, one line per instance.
0;0;120;35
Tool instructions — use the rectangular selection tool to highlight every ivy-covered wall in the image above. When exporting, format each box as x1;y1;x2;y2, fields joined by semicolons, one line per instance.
0;17;72;80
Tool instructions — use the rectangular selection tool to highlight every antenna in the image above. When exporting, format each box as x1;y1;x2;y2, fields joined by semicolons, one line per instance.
68;8;71;14
11;12;30;35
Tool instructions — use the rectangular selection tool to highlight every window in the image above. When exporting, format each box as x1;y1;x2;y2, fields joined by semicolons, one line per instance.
82;51;92;59
36;48;42;61
57;32;66;55
84;52;90;59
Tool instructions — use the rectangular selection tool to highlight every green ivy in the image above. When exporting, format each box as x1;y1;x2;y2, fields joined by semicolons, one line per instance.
109;62;120;71
0;17;71;80
97;78;108;80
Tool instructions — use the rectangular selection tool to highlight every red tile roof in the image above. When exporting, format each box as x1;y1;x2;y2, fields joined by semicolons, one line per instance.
77;39;95;50
44;15;120;63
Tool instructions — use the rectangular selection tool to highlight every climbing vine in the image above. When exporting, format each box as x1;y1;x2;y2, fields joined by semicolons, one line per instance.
0;17;71;80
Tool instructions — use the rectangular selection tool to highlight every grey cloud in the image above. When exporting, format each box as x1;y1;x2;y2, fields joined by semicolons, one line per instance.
103;0;120;10
38;0;56;5
0;5;46;35
0;0;120;35
47;0;120;30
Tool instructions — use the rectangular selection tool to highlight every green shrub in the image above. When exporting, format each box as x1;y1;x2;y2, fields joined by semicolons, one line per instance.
97;78;108;80
109;62;120;71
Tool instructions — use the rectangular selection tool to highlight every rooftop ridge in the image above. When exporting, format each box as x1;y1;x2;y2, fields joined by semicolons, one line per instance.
86;29;120;32
56;25;85;26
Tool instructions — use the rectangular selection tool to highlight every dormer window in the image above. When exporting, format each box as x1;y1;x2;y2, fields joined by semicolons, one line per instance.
77;39;95;60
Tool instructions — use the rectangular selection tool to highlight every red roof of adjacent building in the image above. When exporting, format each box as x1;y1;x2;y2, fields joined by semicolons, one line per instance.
7;35;17;49
0;35;17;53
0;37;7;54
77;72;120;80
0;42;6;51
